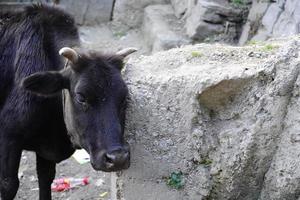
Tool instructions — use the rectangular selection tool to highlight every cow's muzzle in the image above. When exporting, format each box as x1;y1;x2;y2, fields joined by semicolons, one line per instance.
90;144;130;172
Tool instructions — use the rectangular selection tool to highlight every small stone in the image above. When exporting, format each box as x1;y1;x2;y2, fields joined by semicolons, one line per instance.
248;51;254;57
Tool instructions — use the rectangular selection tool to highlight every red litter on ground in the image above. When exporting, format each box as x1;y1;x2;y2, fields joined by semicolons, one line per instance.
51;177;89;192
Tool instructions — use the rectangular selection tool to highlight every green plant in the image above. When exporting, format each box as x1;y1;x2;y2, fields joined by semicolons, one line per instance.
231;0;246;6
113;31;126;38
166;171;185;189
246;40;258;45
261;44;279;51
191;51;203;57
199;158;213;166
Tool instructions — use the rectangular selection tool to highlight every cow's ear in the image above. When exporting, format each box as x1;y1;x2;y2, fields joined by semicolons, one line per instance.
22;71;68;96
108;55;125;70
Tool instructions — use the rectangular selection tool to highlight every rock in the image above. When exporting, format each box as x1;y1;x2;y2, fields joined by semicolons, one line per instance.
186;20;225;41
0;2;31;13
142;4;190;53
185;0;246;42
110;36;300;199
259;55;300;199
239;0;270;45
59;0;114;25
272;1;300;37
251;2;284;41
251;0;300;42
113;0;169;29
170;0;188;18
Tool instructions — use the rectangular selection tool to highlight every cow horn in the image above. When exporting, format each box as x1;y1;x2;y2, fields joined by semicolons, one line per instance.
116;47;137;58
59;47;79;63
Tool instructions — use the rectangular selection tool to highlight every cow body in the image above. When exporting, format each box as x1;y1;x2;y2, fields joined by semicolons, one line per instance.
0;5;78;200
0;4;133;200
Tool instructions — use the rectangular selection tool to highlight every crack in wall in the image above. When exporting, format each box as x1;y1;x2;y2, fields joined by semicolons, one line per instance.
270;0;286;35
110;0;116;21
82;1;90;25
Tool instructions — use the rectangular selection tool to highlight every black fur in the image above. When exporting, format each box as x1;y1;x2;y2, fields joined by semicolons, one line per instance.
0;4;78;200
22;71;68;96
0;4;130;200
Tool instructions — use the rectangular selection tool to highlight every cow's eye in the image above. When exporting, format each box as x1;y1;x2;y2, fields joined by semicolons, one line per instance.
75;93;86;104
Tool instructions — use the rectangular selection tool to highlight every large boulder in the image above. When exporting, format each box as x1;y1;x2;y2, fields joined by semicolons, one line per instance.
250;0;300;42
170;0;189;18
238;0;270;45
110;36;300;199
185;0;246;42
113;0;169;29
142;4;190;53
59;0;114;25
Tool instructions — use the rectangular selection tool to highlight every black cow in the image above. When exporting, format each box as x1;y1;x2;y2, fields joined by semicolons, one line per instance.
0;4;135;200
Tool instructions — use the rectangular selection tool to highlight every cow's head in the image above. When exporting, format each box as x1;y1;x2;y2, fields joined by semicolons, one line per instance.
22;47;136;172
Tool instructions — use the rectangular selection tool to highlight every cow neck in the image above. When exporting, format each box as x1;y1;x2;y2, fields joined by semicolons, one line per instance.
62;60;83;149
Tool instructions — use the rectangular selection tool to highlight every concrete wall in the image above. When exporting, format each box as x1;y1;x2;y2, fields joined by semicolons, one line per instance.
112;36;300;199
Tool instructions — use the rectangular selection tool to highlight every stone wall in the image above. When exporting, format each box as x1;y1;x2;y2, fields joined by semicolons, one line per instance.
252;0;300;41
0;0;114;25
111;36;300;200
113;0;250;44
59;0;114;25
4;0;300;44
113;0;169;29
184;0;248;43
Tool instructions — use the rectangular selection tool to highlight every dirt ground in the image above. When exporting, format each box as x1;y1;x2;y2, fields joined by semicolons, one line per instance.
14;24;146;200
16;151;111;200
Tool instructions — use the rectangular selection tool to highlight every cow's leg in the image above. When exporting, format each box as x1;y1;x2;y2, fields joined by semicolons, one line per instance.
0;141;22;200
36;154;56;200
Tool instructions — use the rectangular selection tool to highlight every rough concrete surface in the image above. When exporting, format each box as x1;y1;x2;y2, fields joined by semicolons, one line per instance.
112;36;300;200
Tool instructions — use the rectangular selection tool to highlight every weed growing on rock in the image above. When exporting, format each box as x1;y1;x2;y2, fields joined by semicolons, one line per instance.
199;158;213;166
191;51;203;57
246;40;258;45
113;31;126;38
261;44;279;51
166;171;185;189
231;0;246;7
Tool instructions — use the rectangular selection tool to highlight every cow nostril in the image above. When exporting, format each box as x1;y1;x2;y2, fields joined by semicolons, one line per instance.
103;149;130;170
